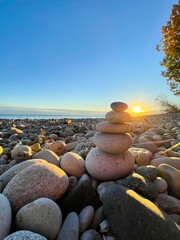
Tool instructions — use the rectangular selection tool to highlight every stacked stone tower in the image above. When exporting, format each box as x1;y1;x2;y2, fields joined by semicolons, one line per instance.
85;102;135;181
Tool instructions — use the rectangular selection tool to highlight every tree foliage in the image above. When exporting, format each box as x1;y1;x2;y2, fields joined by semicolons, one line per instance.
157;1;180;95
155;94;180;113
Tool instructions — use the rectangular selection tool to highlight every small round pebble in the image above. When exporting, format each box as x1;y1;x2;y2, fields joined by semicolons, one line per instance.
56;212;79;240
136;165;158;181
79;205;95;233
43;140;66;156
4;230;47;240
61;152;86;178
110;102;128;112
153;177;168;193
80;229;102;240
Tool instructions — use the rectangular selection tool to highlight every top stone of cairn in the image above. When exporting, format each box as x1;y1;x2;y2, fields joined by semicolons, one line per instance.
111;102;128;112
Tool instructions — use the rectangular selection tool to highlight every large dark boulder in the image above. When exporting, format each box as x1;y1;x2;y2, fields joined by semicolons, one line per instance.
103;184;180;240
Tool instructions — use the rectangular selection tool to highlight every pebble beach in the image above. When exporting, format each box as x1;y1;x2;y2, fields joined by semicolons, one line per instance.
0;101;180;240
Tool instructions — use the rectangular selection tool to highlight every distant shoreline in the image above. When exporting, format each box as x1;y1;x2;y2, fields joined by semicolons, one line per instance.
0;112;179;120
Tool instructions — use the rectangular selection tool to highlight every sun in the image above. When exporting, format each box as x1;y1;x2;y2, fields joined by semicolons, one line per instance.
133;105;143;113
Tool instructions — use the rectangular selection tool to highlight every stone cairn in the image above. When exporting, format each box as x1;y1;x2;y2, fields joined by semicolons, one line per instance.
85;101;136;181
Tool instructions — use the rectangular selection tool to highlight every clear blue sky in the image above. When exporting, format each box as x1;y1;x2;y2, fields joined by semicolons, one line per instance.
0;0;179;113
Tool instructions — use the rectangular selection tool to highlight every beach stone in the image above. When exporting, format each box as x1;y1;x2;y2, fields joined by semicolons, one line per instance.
66;176;78;194
153;134;162;141
97;181;115;201
9;127;23;135
1;132;10;138
138;137;151;143
0;159;47;190
120;173;158;201
63;129;74;137
153;177;168;193
78;148;89;159
33;149;60;166
99;219;109;233
14;151;32;163
110;101;128;112
151;157;180;170
78;173;91;184
135;151;151;166
59;177;97;216
49;133;59;141
30;143;41;152
4;230;47;240
0;194;12;240
15;198;62;240
167;150;180;158
11;145;32;159
66;140;79;151
90;206;104;229
3;161;69;212
56;212;79;240
74;142;87;153
79;205;95;233
0;146;3;155
85;130;96;138
0;158;6;165
80;229;102;240
93;132;132;154
136;165;158;181
135;142;158;154
157;164;180;198
61;152;86;178
86;137;96;148
130;147;153;166
43;140;66;156
156;194;180;215
105;111;132;123
85;147;135;181
103;184;180;240
0;164;10;175
96;121;135;133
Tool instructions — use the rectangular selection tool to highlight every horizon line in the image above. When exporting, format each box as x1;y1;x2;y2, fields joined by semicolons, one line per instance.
0;105;107;113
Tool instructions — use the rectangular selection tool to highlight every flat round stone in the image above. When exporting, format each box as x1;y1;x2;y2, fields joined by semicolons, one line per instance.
96;121;135;133
85;148;135;181
105;111;132;124
93;132;132;154
110;102;128;112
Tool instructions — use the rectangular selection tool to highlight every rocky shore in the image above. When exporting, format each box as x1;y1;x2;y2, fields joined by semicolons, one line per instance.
0;102;180;240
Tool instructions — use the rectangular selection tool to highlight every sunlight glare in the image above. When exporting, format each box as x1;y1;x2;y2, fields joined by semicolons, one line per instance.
133;105;142;113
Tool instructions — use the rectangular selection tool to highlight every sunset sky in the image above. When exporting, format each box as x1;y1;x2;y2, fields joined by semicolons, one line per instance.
0;0;179;114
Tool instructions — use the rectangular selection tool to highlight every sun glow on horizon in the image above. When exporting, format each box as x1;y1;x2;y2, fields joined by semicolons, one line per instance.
132;105;145;114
